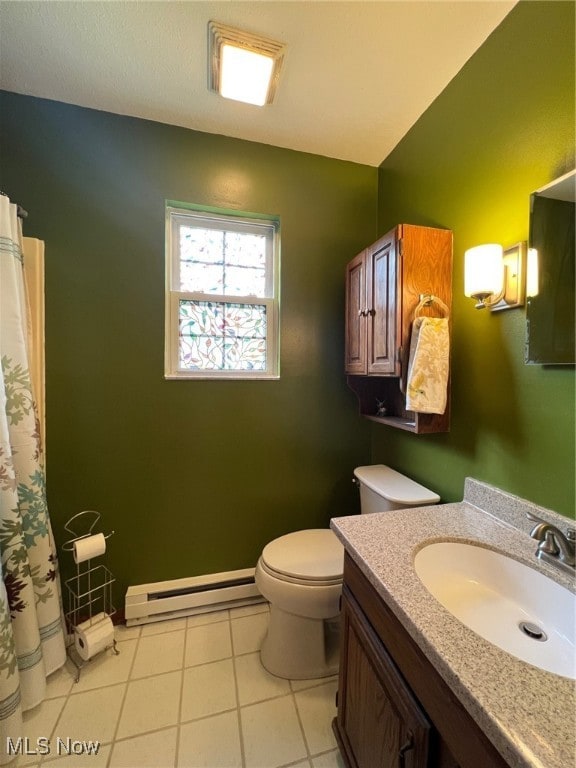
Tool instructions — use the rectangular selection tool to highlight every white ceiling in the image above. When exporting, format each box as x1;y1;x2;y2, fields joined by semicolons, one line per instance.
0;1;517;167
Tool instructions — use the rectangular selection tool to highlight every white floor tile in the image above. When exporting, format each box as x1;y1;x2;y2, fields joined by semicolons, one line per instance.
72;639;138;693
131;630;185;679
184;622;232;667
114;625;142;643
19;698;67;766
178;711;242;768
109;727;177;768
116;671;182;740
312;749;346;768
294;682;338;755
43;744;111;767
10;762;40;768
187;609;229;628
235;652;290;706
241;695;307;768
141;618;187;637
14;600;340;768
290;675;338;693
180;659;236;722
56;683;125;745
45;664;76;699
230;613;268;656
228;602;269;619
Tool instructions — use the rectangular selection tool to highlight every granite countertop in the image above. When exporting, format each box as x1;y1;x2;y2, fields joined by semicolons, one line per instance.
330;478;575;768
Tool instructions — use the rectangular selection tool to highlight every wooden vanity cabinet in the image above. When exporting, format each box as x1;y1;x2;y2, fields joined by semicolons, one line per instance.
344;224;452;433
335;588;431;768
333;554;510;768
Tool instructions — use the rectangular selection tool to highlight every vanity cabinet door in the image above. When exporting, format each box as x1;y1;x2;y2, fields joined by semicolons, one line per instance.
334;589;430;768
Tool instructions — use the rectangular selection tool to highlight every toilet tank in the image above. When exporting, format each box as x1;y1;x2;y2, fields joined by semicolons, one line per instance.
353;465;440;514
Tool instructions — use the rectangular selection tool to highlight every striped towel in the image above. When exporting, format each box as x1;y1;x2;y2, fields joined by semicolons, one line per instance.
405;317;449;414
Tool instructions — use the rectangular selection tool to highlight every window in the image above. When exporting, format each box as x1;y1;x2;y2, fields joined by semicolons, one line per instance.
165;205;280;379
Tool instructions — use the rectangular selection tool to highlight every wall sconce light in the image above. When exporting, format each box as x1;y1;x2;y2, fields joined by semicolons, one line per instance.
526;248;539;298
208;21;286;106
464;241;527;311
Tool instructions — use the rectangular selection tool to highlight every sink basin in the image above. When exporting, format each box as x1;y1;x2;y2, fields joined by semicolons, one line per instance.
414;541;576;679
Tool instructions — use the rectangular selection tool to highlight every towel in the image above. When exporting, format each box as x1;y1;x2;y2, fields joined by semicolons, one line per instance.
405;317;449;414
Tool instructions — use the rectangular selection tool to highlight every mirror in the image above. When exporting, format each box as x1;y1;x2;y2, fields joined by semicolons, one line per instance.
525;169;575;365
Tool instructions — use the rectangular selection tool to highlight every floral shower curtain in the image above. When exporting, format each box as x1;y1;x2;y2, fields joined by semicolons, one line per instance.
0;195;66;763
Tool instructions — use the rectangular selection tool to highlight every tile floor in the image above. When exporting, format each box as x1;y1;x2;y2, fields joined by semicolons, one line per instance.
18;603;346;768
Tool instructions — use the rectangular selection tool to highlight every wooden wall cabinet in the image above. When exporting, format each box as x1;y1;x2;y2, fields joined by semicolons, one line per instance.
333;554;510;768
344;224;452;433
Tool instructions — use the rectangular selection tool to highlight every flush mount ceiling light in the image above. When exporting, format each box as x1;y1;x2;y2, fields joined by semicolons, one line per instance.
208;21;286;107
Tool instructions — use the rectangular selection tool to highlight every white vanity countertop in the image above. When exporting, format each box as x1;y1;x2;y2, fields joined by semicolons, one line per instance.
331;479;575;768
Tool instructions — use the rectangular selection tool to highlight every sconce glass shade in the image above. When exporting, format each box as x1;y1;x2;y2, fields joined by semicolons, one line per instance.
464;244;504;303
526;248;539;297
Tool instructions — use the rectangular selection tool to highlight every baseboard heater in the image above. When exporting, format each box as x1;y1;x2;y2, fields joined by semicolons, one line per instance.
125;567;264;626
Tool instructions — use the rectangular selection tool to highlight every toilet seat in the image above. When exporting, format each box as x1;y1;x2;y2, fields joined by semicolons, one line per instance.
261;529;343;585
258;558;342;587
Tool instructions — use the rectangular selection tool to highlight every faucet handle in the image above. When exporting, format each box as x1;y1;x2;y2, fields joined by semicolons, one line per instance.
539;530;560;556
566;529;576;543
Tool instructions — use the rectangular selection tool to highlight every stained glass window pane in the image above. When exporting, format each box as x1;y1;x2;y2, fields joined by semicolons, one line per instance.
224;266;266;296
179;333;224;370
178;225;268;296
180;262;224;294
179;300;267;371
224;304;267;338
180;227;224;264
224;232;267;268
224;338;266;371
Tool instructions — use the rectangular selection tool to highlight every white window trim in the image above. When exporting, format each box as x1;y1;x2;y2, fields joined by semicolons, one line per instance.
165;205;280;380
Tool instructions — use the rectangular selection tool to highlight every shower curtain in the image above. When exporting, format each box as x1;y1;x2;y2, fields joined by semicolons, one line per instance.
0;195;66;763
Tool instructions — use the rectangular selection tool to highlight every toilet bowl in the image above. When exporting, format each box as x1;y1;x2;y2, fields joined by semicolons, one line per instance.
255;529;343;679
256;465;440;680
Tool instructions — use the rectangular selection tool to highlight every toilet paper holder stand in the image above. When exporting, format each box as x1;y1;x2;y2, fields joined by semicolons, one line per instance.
62;510;118;681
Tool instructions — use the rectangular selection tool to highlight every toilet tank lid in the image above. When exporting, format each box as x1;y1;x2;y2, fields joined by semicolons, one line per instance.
353;465;440;505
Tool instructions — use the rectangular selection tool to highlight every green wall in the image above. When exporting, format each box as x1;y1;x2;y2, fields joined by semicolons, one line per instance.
0;92;375;598
374;1;575;518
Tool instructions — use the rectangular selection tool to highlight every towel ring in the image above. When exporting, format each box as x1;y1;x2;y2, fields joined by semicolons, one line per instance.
414;294;450;318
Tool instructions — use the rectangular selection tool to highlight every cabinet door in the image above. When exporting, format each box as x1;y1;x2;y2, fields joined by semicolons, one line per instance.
367;233;399;375
345;250;367;374
336;590;430;768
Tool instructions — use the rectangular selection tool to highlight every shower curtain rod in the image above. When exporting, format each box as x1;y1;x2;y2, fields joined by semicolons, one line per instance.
0;190;28;219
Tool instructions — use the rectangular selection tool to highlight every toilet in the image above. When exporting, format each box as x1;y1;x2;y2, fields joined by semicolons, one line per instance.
255;464;440;679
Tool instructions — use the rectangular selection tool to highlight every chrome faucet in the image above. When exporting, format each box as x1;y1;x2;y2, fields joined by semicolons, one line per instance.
527;513;576;575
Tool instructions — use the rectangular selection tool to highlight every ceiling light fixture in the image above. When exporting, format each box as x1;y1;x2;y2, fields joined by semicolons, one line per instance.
208;21;286;107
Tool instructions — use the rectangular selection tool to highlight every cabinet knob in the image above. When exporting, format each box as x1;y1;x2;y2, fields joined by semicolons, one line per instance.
368;308;376;317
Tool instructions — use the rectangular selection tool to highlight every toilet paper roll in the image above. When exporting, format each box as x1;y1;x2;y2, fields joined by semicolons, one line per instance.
74;615;114;661
73;533;106;564
76;612;108;632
